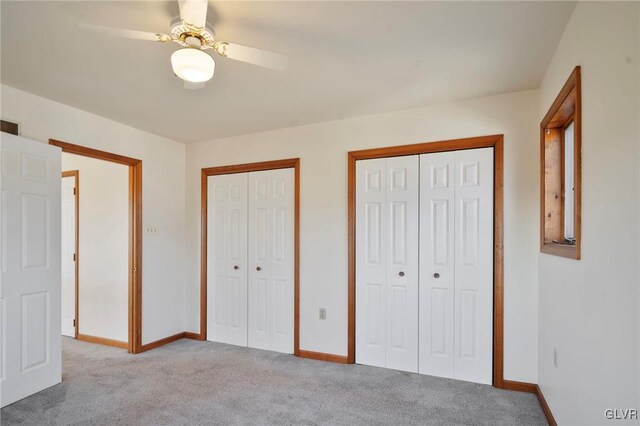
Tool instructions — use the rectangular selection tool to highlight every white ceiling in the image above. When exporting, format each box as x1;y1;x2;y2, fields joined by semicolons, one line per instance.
1;1;576;143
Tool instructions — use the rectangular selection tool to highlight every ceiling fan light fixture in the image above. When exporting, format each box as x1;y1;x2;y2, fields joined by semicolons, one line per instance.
171;48;215;83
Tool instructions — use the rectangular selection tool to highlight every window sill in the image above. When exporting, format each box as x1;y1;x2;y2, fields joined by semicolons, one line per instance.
541;243;580;260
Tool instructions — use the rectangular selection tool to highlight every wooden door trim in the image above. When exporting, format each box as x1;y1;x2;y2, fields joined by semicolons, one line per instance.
298;350;349;364
200;158;301;356
77;333;128;349
347;134;505;388
140;332;186;352
61;170;80;339
50;139;143;354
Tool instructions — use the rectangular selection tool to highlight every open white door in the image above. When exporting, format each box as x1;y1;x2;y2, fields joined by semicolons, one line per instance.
61;175;76;338
1;133;62;407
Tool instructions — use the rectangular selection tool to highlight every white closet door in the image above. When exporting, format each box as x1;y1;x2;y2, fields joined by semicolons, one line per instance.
355;158;386;368
1;134;62;408
385;156;419;372
61;175;76;338
207;173;248;347
419;152;455;378
419;147;493;384
453;147;493;384
356;156;419;373
247;168;294;354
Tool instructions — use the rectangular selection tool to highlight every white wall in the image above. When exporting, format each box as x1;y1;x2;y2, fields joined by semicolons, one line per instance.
538;2;640;425
1;85;187;345
185;89;541;382
1;5;636;414
62;153;129;342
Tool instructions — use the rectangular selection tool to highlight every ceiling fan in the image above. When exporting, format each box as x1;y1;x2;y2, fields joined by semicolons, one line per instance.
80;0;288;89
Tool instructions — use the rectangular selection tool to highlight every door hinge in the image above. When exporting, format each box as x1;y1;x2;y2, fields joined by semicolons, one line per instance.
73;187;76;195
73;319;76;327
73;253;76;261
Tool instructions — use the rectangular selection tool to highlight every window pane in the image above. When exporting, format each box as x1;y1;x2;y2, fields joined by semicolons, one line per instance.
564;122;574;241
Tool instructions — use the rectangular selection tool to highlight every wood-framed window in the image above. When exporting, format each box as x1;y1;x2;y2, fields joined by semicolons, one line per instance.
540;66;581;259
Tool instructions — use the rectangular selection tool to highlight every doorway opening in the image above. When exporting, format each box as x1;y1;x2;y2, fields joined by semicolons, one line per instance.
61;170;78;340
51;139;143;354
347;135;506;387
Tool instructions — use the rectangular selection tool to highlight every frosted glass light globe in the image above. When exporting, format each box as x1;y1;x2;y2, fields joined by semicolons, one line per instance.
171;48;215;83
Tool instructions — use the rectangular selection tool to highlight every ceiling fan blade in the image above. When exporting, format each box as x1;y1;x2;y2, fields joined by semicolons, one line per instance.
79;23;171;42
214;42;288;71
178;0;208;30
184;81;205;90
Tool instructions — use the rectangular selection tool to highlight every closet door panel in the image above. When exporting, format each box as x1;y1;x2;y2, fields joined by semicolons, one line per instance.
248;168;294;354
385;156;419;373
248;173;271;351
355;159;387;368
419;152;455;378
207;173;248;346
268;169;294;354
356;156;418;372
454;148;493;385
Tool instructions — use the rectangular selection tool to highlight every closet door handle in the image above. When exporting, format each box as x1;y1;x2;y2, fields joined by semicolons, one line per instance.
256;266;261;271
434;273;440;279
398;271;405;277
233;265;239;270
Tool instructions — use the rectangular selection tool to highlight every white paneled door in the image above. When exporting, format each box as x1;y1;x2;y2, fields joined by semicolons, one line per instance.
207;173;248;347
355;158;386;368
1;133;62;407
357;148;493;384
61;175;76;338
419;151;455;378
419;147;493;384
207;168;294;354
451;148;493;384
248;168;294;354
355;156;419;373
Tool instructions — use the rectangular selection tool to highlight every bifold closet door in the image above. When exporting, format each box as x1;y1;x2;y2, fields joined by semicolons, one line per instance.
453;148;493;384
419;151;455;378
247;168;295;354
355;156;419;373
207;173;248;346
419;147;493;385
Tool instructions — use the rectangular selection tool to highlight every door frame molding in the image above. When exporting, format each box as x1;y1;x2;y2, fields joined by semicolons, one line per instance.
199;158;301;356
61;170;79;340
347;134;505;388
50;139;143;354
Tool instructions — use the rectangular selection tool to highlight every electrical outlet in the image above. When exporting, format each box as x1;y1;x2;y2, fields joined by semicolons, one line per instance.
553;348;558;368
319;308;327;320
145;226;159;235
